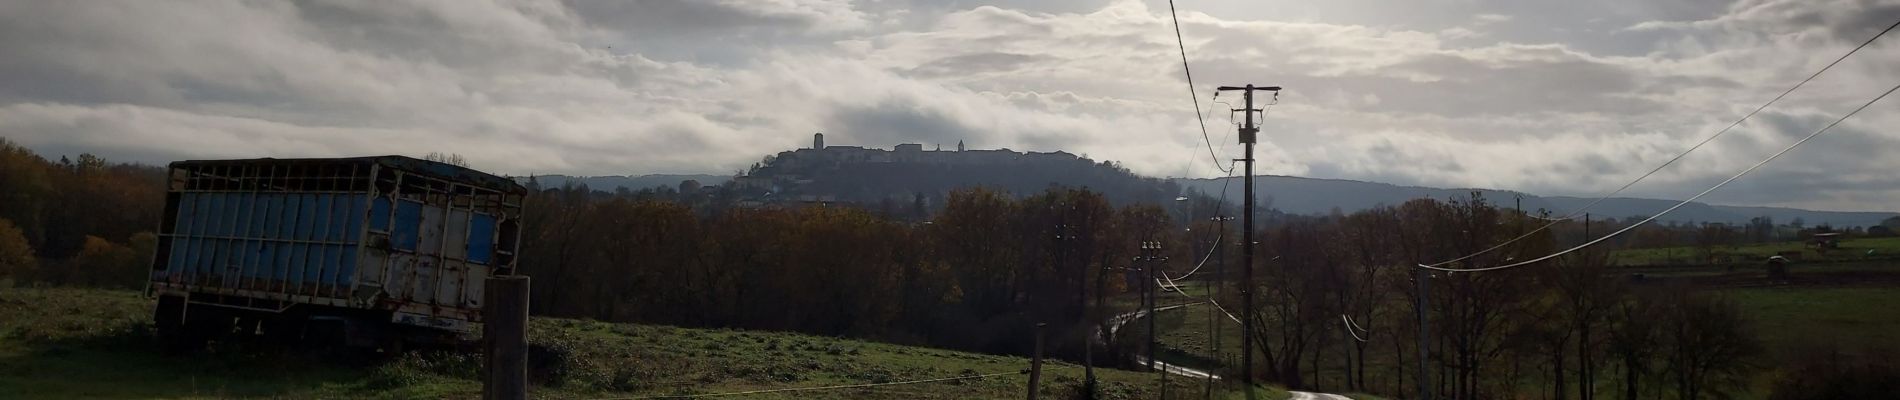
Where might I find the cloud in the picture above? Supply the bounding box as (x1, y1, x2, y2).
(0, 0, 1897, 211)
(1473, 13, 1513, 25)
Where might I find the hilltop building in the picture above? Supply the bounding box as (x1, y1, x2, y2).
(729, 132, 1086, 200)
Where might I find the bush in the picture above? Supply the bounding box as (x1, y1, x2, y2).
(0, 218, 35, 283)
(1768, 348, 1900, 400)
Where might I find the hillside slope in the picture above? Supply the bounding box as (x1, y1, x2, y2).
(0, 288, 1224, 399)
(1180, 175, 1896, 227)
(521, 174, 731, 192)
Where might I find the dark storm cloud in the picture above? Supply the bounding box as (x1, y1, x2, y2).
(826, 102, 985, 146)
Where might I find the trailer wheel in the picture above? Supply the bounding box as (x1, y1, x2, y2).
(154, 296, 204, 353)
(261, 314, 307, 346)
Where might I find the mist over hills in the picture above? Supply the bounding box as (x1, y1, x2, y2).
(517, 160, 1894, 228)
(1179, 175, 1897, 228)
(522, 174, 731, 192)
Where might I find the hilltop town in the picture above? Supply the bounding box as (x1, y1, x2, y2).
(724, 133, 1174, 208)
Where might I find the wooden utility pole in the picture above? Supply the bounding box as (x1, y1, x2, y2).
(1029, 322, 1046, 400)
(1413, 268, 1431, 400)
(1206, 215, 1230, 400)
(484, 276, 530, 400)
(1585, 213, 1593, 241)
(1143, 241, 1160, 373)
(1217, 84, 1279, 398)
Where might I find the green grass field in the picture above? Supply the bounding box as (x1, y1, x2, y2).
(1719, 286, 1900, 358)
(1612, 237, 1900, 266)
(0, 287, 1282, 399)
(1140, 280, 1900, 399)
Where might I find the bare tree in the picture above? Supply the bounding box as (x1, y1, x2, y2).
(1660, 290, 1762, 399)
(423, 152, 469, 167)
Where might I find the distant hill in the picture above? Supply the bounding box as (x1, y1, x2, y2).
(513, 156, 1893, 228)
(520, 174, 730, 191)
(1178, 175, 1897, 227)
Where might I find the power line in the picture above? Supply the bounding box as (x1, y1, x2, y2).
(1420, 82, 1899, 273)
(1340, 315, 1369, 343)
(1416, 17, 1900, 269)
(595, 371, 1021, 399)
(1167, 0, 1231, 174)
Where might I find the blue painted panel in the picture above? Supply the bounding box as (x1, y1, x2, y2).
(320, 245, 343, 284)
(345, 195, 366, 241)
(468, 214, 496, 264)
(191, 193, 211, 236)
(239, 240, 260, 278)
(287, 243, 308, 286)
(229, 239, 245, 280)
(167, 238, 188, 277)
(307, 244, 330, 284)
(272, 193, 290, 239)
(297, 194, 319, 240)
(168, 193, 197, 275)
(223, 239, 243, 282)
(370, 197, 391, 231)
(194, 237, 212, 279)
(237, 193, 256, 238)
(188, 193, 210, 280)
(206, 193, 225, 237)
(393, 201, 421, 250)
(252, 241, 272, 279)
(257, 242, 277, 281)
(181, 238, 201, 280)
(278, 194, 299, 239)
(337, 247, 358, 285)
(274, 239, 294, 284)
(220, 193, 239, 237)
(176, 193, 197, 236)
(252, 194, 273, 239)
(324, 195, 347, 242)
(310, 194, 327, 241)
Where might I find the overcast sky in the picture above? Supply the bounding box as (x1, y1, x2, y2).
(2, 0, 1897, 211)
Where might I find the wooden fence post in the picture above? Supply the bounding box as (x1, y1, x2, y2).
(1028, 322, 1045, 400)
(484, 276, 530, 400)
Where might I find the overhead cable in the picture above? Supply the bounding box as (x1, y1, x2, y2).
(1416, 17, 1900, 269)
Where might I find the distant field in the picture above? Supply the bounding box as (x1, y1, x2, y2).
(0, 287, 1276, 400)
(1719, 286, 1900, 358)
(1612, 237, 1900, 266)
(1144, 277, 1900, 399)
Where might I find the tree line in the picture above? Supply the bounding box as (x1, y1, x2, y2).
(4, 140, 1893, 398)
(1229, 194, 1770, 399)
(517, 183, 1174, 357)
(0, 138, 162, 288)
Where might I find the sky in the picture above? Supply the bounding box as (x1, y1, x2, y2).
(2, 0, 1898, 211)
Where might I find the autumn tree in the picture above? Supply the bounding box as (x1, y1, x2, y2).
(0, 218, 34, 283)
(0, 139, 52, 250)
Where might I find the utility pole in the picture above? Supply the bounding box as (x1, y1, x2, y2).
(1515, 194, 1523, 235)
(1207, 216, 1229, 400)
(1414, 268, 1430, 400)
(1141, 241, 1171, 399)
(1218, 83, 1279, 397)
(1142, 241, 1160, 373)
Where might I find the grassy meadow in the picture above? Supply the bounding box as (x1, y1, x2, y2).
(0, 287, 1282, 400)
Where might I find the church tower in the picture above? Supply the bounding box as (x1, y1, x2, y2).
(814, 132, 825, 149)
(957, 140, 965, 152)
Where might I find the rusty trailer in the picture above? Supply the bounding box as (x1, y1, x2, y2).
(147, 156, 524, 348)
